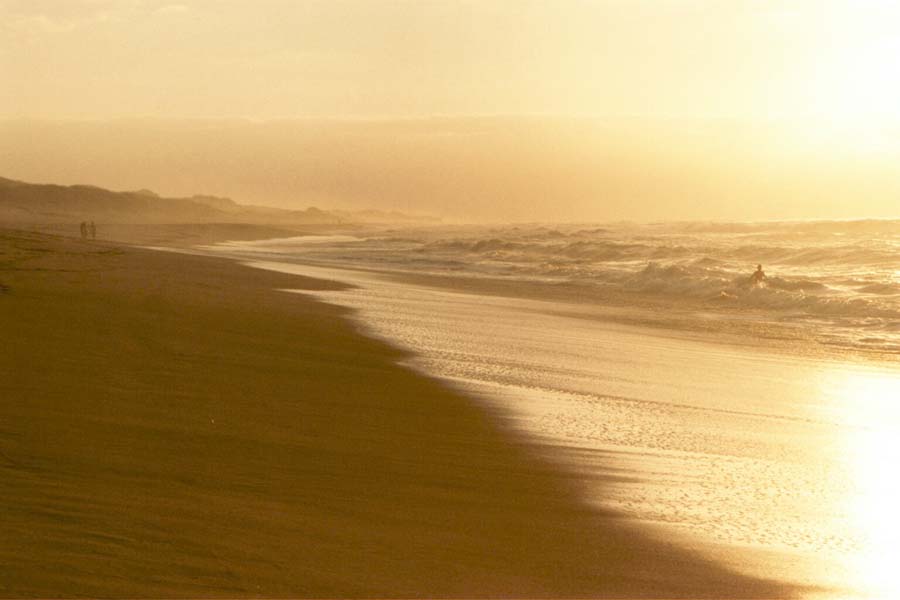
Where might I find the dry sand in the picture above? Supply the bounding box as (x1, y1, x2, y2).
(0, 229, 797, 597)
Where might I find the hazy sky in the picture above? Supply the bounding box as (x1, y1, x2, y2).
(2, 1, 900, 221)
(4, 0, 900, 120)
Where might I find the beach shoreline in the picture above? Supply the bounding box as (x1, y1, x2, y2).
(197, 234, 900, 367)
(1, 228, 798, 597)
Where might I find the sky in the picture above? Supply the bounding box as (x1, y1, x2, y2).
(2, 0, 900, 220)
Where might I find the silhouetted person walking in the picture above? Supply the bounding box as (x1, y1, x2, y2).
(750, 264, 767, 285)
(89, 221, 96, 240)
(79, 221, 87, 240)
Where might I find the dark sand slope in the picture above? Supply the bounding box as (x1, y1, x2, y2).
(0, 230, 795, 598)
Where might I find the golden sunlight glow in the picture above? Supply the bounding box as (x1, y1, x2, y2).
(835, 371, 900, 598)
(812, 3, 900, 122)
(5, 1, 900, 219)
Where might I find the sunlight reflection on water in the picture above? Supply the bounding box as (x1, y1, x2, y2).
(233, 256, 900, 599)
(832, 371, 900, 599)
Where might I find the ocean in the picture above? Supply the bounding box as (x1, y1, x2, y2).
(206, 220, 900, 598)
(212, 221, 900, 357)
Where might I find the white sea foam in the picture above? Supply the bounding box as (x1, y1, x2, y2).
(210, 220, 900, 355)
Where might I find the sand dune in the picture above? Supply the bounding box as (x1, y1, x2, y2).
(0, 176, 432, 230)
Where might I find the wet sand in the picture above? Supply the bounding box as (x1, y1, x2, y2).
(0, 229, 796, 597)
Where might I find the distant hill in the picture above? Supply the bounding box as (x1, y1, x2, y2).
(0, 177, 226, 224)
(0, 177, 436, 225)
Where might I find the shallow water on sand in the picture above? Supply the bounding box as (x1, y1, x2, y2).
(212, 221, 900, 356)
(226, 255, 899, 599)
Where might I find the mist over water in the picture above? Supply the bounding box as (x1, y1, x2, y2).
(220, 220, 900, 357)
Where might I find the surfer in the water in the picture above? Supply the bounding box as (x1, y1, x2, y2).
(750, 264, 767, 285)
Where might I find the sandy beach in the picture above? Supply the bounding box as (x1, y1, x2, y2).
(0, 228, 796, 597)
(6, 1, 900, 595)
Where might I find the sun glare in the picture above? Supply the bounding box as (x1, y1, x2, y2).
(811, 1, 900, 124)
(833, 370, 900, 597)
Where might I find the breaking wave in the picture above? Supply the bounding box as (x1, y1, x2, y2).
(217, 220, 900, 354)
